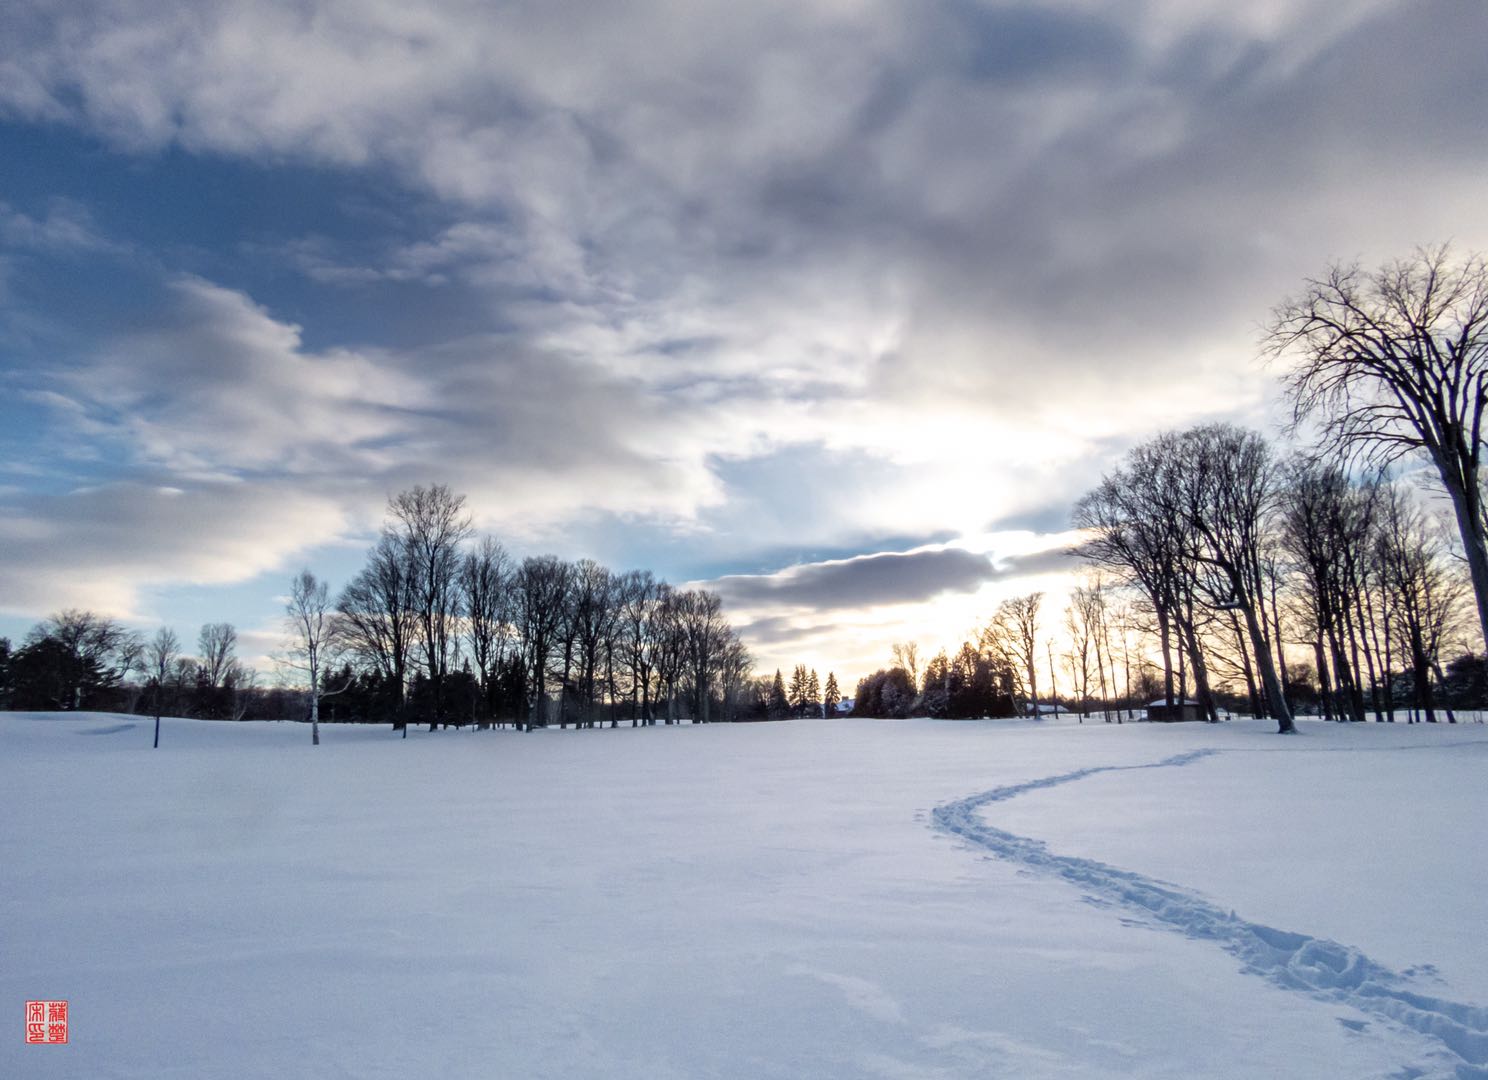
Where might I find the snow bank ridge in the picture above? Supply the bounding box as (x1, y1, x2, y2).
(932, 751, 1488, 1080)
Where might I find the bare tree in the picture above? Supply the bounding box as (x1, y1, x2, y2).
(386, 485, 473, 731)
(461, 536, 513, 728)
(570, 559, 618, 727)
(284, 569, 343, 746)
(1166, 426, 1293, 730)
(891, 641, 921, 691)
(1279, 463, 1378, 723)
(719, 632, 754, 722)
(617, 570, 659, 725)
(337, 533, 419, 734)
(1377, 484, 1466, 723)
(1065, 586, 1101, 719)
(1077, 428, 1286, 727)
(197, 623, 237, 689)
(650, 585, 687, 725)
(514, 555, 571, 730)
(230, 666, 258, 722)
(145, 627, 179, 749)
(679, 589, 727, 723)
(1074, 450, 1191, 713)
(1270, 246, 1488, 650)
(986, 593, 1042, 716)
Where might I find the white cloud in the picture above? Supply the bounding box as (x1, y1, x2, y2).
(58, 277, 427, 476)
(0, 198, 122, 254)
(0, 481, 346, 618)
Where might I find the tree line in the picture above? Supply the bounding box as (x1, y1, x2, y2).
(283, 484, 763, 742)
(1073, 425, 1484, 728)
(0, 484, 764, 744)
(852, 639, 1019, 719)
(854, 248, 1488, 728)
(754, 665, 842, 720)
(1066, 247, 1488, 731)
(0, 611, 288, 724)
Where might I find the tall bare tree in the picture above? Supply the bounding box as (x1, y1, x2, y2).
(197, 623, 237, 689)
(386, 485, 472, 731)
(1377, 484, 1465, 723)
(284, 569, 342, 746)
(1074, 449, 1190, 712)
(986, 593, 1042, 716)
(651, 585, 687, 725)
(337, 533, 419, 734)
(1279, 463, 1378, 723)
(514, 555, 571, 730)
(617, 570, 659, 725)
(679, 589, 727, 723)
(145, 627, 179, 749)
(461, 536, 513, 728)
(1270, 246, 1488, 650)
(719, 632, 754, 722)
(1065, 585, 1102, 719)
(569, 559, 618, 727)
(1167, 426, 1293, 730)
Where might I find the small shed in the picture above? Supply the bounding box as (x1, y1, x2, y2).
(1146, 698, 1204, 722)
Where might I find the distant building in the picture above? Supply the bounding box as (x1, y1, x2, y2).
(1024, 702, 1063, 717)
(1146, 698, 1205, 722)
(833, 698, 853, 715)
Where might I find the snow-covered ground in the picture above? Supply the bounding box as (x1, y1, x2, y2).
(3, 712, 1486, 1079)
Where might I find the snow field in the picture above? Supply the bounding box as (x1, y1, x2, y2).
(2, 713, 1486, 1079)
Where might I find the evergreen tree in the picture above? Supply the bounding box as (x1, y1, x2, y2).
(788, 663, 808, 716)
(769, 668, 790, 720)
(823, 671, 839, 715)
(806, 669, 821, 717)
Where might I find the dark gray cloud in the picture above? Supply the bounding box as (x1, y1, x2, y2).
(712, 548, 998, 611)
(731, 614, 843, 648)
(995, 546, 1081, 579)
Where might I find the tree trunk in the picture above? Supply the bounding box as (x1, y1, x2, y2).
(1334, 633, 1363, 722)
(1181, 619, 1218, 723)
(1381, 606, 1397, 722)
(1241, 601, 1293, 732)
(1439, 459, 1488, 653)
(1158, 607, 1175, 711)
(1430, 658, 1458, 723)
(1313, 640, 1333, 723)
(1232, 614, 1260, 719)
(1356, 589, 1385, 722)
(1270, 576, 1290, 714)
(1411, 630, 1437, 724)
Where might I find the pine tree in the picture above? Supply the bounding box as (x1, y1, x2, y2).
(769, 669, 790, 720)
(806, 669, 821, 717)
(788, 663, 808, 717)
(823, 671, 839, 715)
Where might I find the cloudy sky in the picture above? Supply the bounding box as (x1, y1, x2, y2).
(2, 0, 1487, 681)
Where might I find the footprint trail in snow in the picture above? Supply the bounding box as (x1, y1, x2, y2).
(932, 749, 1488, 1079)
